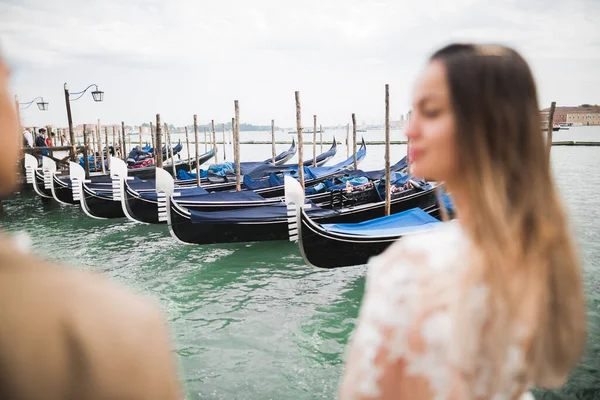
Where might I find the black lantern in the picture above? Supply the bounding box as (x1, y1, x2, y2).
(36, 98, 49, 111)
(91, 88, 104, 102)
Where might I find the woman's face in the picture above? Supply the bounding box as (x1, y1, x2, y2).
(406, 60, 459, 183)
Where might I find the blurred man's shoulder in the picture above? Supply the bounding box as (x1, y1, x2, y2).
(0, 235, 162, 327)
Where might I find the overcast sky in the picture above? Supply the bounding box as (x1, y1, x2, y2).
(1, 0, 598, 128)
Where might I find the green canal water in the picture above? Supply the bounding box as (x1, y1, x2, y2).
(1, 144, 599, 399)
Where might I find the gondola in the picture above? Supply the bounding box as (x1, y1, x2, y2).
(193, 139, 337, 186)
(69, 162, 125, 219)
(116, 140, 367, 224)
(196, 138, 365, 196)
(125, 148, 214, 179)
(24, 154, 54, 199)
(263, 138, 296, 165)
(284, 176, 443, 268)
(158, 165, 439, 245)
(39, 141, 294, 207)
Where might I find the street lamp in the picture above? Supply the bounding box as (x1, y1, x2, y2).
(18, 96, 49, 111)
(64, 83, 104, 161)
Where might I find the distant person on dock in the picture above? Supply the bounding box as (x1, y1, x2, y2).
(340, 44, 586, 400)
(0, 55, 180, 399)
(22, 129, 33, 148)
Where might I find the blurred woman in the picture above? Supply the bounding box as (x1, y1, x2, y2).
(340, 44, 586, 399)
(0, 55, 180, 398)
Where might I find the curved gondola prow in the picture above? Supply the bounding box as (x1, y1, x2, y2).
(284, 175, 322, 268)
(24, 153, 39, 185)
(69, 161, 105, 220)
(41, 155, 67, 205)
(41, 156, 57, 190)
(110, 156, 143, 224)
(284, 175, 305, 243)
(155, 167, 176, 224)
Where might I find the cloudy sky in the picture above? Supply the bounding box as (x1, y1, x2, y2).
(1, 0, 598, 128)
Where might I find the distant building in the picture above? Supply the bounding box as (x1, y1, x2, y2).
(541, 105, 600, 126)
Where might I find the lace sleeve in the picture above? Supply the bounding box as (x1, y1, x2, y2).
(339, 235, 461, 399)
(339, 226, 533, 400)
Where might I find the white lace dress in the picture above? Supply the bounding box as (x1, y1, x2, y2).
(339, 222, 535, 400)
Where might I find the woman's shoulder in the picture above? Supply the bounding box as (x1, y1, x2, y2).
(369, 221, 469, 280)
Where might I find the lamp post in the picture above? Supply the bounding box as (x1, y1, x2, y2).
(17, 96, 49, 111)
(64, 83, 104, 161)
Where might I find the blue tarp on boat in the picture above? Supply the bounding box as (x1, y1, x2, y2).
(176, 189, 265, 203)
(177, 169, 209, 180)
(189, 201, 336, 224)
(242, 141, 366, 189)
(321, 207, 442, 237)
(139, 186, 209, 202)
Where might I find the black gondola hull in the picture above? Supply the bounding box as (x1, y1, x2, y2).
(296, 205, 441, 268)
(82, 185, 126, 219)
(168, 187, 438, 245)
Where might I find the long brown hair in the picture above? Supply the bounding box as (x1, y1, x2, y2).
(431, 44, 586, 388)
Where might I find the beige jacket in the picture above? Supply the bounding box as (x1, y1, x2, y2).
(0, 235, 181, 399)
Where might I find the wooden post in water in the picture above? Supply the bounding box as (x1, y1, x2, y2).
(97, 124, 105, 174)
(82, 124, 90, 178)
(352, 113, 357, 170)
(231, 118, 234, 146)
(193, 114, 200, 187)
(271, 119, 276, 164)
(203, 127, 208, 152)
(166, 123, 176, 177)
(222, 123, 227, 161)
(155, 115, 163, 168)
(384, 84, 391, 216)
(64, 85, 77, 162)
(234, 100, 241, 191)
(406, 110, 412, 174)
(150, 122, 155, 151)
(112, 127, 116, 158)
(185, 126, 191, 170)
(91, 129, 97, 173)
(346, 123, 350, 158)
(320, 124, 323, 153)
(546, 101, 556, 164)
(211, 120, 218, 164)
(104, 127, 110, 169)
(312, 115, 317, 167)
(121, 122, 126, 157)
(138, 125, 143, 149)
(295, 91, 305, 191)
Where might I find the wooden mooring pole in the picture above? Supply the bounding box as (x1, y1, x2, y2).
(384, 84, 391, 216)
(352, 113, 357, 170)
(104, 126, 110, 169)
(150, 122, 155, 151)
(546, 101, 556, 164)
(295, 91, 304, 191)
(346, 123, 350, 158)
(155, 115, 163, 168)
(234, 101, 241, 191)
(212, 120, 218, 164)
(185, 126, 191, 170)
(121, 122, 126, 157)
(312, 115, 317, 167)
(194, 115, 200, 187)
(271, 119, 276, 164)
(82, 124, 90, 178)
(222, 123, 227, 161)
(320, 124, 323, 153)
